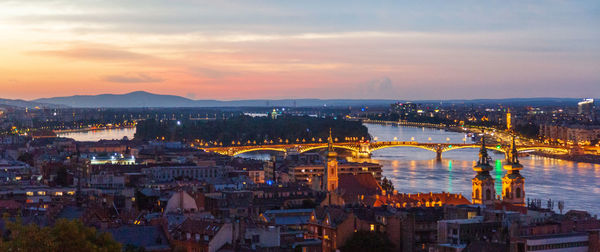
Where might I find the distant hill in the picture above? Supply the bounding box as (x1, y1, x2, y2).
(25, 91, 592, 108)
(34, 91, 201, 108)
(0, 98, 62, 108)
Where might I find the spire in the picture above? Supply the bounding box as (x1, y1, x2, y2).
(327, 128, 334, 152)
(474, 130, 492, 172)
(505, 134, 523, 171)
(511, 135, 519, 164)
(478, 131, 490, 165)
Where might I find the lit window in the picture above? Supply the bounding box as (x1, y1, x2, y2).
(26, 191, 34, 196)
(370, 224, 375, 231)
(37, 191, 46, 196)
(55, 192, 63, 196)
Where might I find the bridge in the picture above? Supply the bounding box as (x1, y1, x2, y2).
(201, 141, 569, 160)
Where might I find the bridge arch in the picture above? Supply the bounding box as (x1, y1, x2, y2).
(228, 147, 288, 156)
(298, 145, 359, 154)
(443, 145, 506, 153)
(369, 144, 439, 153)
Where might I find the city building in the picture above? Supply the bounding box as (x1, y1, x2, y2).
(142, 165, 233, 182)
(288, 161, 383, 185)
(171, 219, 233, 252)
(578, 98, 594, 118)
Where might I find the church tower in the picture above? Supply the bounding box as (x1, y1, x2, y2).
(502, 135, 525, 206)
(323, 129, 339, 192)
(472, 133, 496, 206)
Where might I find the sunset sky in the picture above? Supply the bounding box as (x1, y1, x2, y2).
(1, 0, 599, 100)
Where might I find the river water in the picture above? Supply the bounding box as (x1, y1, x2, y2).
(56, 127, 136, 142)
(59, 124, 600, 215)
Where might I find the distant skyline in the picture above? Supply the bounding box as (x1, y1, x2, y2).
(1, 0, 599, 100)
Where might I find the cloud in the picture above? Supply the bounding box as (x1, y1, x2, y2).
(102, 73, 163, 83)
(30, 45, 150, 61)
(189, 67, 238, 79)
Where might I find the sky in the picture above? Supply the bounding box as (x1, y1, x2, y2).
(0, 0, 599, 100)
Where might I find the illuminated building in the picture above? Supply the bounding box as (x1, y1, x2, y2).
(577, 98, 594, 116)
(506, 108, 512, 131)
(324, 129, 339, 192)
(270, 108, 278, 119)
(502, 136, 525, 206)
(472, 134, 495, 206)
(289, 162, 382, 185)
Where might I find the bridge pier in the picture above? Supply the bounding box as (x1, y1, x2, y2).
(356, 151, 371, 158)
(357, 143, 372, 158)
(436, 150, 442, 161)
(434, 145, 444, 161)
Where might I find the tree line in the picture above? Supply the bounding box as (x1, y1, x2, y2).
(135, 115, 371, 146)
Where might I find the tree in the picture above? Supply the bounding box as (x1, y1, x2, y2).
(381, 177, 394, 193)
(54, 166, 70, 187)
(17, 152, 34, 166)
(300, 199, 317, 209)
(0, 218, 121, 252)
(341, 231, 394, 252)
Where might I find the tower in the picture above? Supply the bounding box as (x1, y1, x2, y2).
(472, 133, 496, 206)
(502, 135, 525, 206)
(506, 108, 512, 131)
(270, 108, 277, 119)
(323, 129, 338, 192)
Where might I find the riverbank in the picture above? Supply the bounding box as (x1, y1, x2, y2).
(531, 151, 600, 164)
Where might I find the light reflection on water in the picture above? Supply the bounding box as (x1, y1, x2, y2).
(364, 123, 600, 216)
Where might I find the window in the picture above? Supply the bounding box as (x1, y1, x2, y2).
(516, 187, 522, 198)
(485, 189, 491, 200)
(370, 224, 375, 231)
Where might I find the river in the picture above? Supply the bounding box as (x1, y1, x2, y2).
(363, 123, 600, 216)
(58, 123, 600, 216)
(56, 127, 136, 142)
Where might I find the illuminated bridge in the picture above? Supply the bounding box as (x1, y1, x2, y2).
(201, 141, 569, 160)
